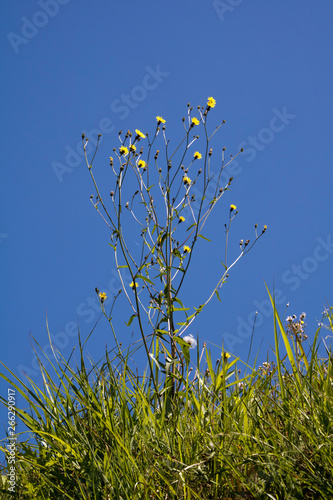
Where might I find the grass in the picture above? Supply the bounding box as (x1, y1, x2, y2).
(0, 301, 332, 499)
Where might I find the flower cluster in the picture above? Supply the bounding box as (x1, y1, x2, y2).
(259, 361, 276, 375)
(285, 313, 308, 342)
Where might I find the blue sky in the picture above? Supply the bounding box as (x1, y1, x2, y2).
(1, 1, 333, 435)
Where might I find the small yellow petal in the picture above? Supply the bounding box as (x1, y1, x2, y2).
(207, 97, 216, 108)
(135, 129, 146, 139)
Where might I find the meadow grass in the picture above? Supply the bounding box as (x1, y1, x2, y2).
(0, 301, 332, 499)
(1, 101, 332, 498)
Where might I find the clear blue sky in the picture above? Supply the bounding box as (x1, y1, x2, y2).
(1, 1, 333, 433)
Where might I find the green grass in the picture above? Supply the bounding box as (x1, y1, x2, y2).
(1, 302, 332, 499)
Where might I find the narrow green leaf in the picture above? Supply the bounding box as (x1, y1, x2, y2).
(136, 275, 154, 285)
(198, 234, 211, 242)
(125, 313, 137, 327)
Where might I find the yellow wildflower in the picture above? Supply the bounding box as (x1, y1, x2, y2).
(119, 146, 128, 156)
(129, 282, 139, 289)
(223, 352, 231, 360)
(183, 245, 191, 253)
(179, 216, 185, 222)
(191, 117, 200, 126)
(193, 151, 202, 160)
(207, 97, 216, 108)
(156, 116, 166, 124)
(138, 160, 147, 168)
(99, 292, 107, 302)
(183, 175, 191, 185)
(230, 204, 237, 211)
(135, 129, 146, 139)
(130, 144, 136, 152)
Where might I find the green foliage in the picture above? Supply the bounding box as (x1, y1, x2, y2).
(0, 306, 332, 499)
(1, 100, 332, 498)
(84, 99, 266, 395)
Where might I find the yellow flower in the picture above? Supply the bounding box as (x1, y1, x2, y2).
(191, 117, 200, 126)
(183, 175, 191, 185)
(138, 160, 146, 168)
(156, 116, 166, 124)
(207, 97, 216, 108)
(230, 204, 237, 211)
(179, 216, 185, 222)
(193, 151, 202, 160)
(130, 144, 136, 152)
(223, 352, 231, 360)
(183, 245, 191, 253)
(129, 282, 139, 289)
(119, 146, 128, 156)
(99, 292, 107, 302)
(135, 129, 146, 139)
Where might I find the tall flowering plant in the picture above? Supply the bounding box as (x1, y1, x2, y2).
(83, 97, 266, 397)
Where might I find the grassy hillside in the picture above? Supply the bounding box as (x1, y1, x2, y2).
(1, 302, 332, 499)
